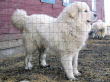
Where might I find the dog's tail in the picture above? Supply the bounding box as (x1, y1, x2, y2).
(11, 9, 27, 31)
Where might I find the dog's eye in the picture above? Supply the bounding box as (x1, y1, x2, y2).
(84, 10, 88, 12)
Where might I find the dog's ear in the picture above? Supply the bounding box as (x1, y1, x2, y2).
(66, 2, 88, 18)
(69, 6, 78, 18)
(66, 3, 78, 18)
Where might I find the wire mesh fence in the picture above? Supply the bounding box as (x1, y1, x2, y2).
(0, 0, 110, 82)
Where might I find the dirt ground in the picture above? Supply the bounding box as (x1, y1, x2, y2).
(0, 36, 110, 82)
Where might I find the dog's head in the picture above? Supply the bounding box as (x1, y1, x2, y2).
(65, 2, 97, 24)
(89, 20, 107, 39)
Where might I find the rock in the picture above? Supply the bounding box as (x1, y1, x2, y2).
(20, 80, 30, 82)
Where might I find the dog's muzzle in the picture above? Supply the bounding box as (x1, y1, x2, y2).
(93, 12, 97, 20)
(94, 13, 97, 18)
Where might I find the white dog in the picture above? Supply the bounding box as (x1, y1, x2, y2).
(11, 2, 96, 80)
(89, 20, 107, 39)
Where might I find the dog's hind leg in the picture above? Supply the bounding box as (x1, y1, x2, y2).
(61, 54, 77, 81)
(24, 39, 34, 70)
(40, 54, 49, 67)
(39, 48, 49, 67)
(25, 53, 33, 70)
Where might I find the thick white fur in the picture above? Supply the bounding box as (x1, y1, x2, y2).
(11, 2, 96, 80)
(11, 9, 56, 69)
(11, 9, 56, 32)
(91, 20, 107, 39)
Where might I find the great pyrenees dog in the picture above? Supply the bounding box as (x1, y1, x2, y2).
(11, 2, 96, 80)
(89, 20, 107, 39)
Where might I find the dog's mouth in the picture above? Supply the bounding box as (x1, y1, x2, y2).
(87, 16, 97, 23)
(87, 20, 91, 23)
(87, 19, 97, 23)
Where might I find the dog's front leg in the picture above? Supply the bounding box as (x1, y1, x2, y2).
(61, 54, 77, 81)
(73, 52, 81, 76)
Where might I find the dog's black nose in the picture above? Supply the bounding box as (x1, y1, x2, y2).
(94, 14, 97, 17)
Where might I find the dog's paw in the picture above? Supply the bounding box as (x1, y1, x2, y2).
(40, 61, 50, 68)
(74, 71, 81, 76)
(25, 62, 33, 70)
